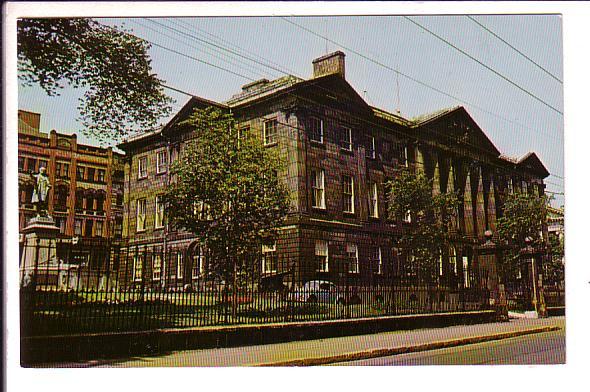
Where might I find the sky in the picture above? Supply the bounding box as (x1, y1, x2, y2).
(17, 14, 565, 206)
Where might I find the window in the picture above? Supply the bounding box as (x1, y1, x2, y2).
(87, 167, 95, 182)
(56, 162, 70, 178)
(315, 240, 329, 272)
(368, 182, 379, 218)
(439, 253, 444, 277)
(462, 256, 470, 288)
(97, 169, 106, 183)
(238, 125, 250, 143)
(136, 198, 146, 232)
(192, 247, 205, 278)
(138, 156, 147, 179)
(346, 243, 359, 273)
(264, 119, 278, 146)
(156, 150, 168, 174)
(38, 159, 48, 170)
(76, 166, 85, 181)
(342, 175, 355, 214)
(95, 220, 103, 237)
(55, 217, 66, 234)
(153, 254, 162, 281)
(374, 247, 383, 274)
(309, 117, 324, 143)
(521, 180, 528, 194)
(449, 247, 458, 275)
(133, 254, 144, 282)
(155, 196, 165, 229)
(262, 243, 278, 273)
(311, 169, 325, 209)
(84, 220, 93, 237)
(25, 157, 37, 172)
(18, 157, 25, 171)
(114, 218, 123, 238)
(176, 253, 184, 279)
(340, 127, 352, 151)
(366, 136, 376, 159)
(392, 247, 401, 276)
(74, 219, 83, 235)
(508, 178, 514, 194)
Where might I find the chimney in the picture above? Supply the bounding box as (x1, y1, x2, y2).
(312, 51, 346, 79)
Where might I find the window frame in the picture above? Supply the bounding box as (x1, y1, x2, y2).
(342, 175, 355, 214)
(155, 195, 165, 229)
(192, 247, 205, 279)
(137, 156, 148, 179)
(346, 243, 359, 274)
(309, 117, 324, 144)
(95, 220, 104, 237)
(136, 198, 147, 232)
(315, 240, 329, 272)
(368, 182, 379, 218)
(263, 119, 278, 146)
(375, 247, 383, 275)
(176, 252, 184, 279)
(340, 127, 353, 151)
(133, 254, 144, 282)
(262, 243, 278, 274)
(156, 149, 168, 174)
(153, 254, 162, 281)
(311, 169, 326, 209)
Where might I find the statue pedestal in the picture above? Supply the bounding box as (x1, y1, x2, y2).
(20, 216, 60, 288)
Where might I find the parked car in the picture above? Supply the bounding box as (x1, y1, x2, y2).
(286, 280, 361, 305)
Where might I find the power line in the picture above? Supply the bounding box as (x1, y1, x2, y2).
(280, 16, 559, 140)
(105, 21, 561, 186)
(466, 15, 562, 84)
(134, 19, 274, 80)
(403, 16, 563, 115)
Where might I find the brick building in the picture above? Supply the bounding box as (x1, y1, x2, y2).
(18, 110, 125, 265)
(118, 52, 549, 291)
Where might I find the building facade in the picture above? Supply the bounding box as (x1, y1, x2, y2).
(18, 110, 125, 266)
(118, 52, 550, 292)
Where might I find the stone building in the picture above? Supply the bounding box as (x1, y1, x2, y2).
(18, 110, 125, 266)
(117, 52, 550, 292)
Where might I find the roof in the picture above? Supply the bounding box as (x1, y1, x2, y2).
(411, 106, 462, 126)
(225, 75, 304, 106)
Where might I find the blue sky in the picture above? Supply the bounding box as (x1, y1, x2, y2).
(18, 15, 564, 205)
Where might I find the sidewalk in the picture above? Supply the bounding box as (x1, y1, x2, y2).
(54, 316, 564, 367)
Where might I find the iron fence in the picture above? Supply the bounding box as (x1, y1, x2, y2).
(20, 241, 493, 337)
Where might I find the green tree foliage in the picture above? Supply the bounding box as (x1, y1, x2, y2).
(162, 107, 291, 284)
(18, 18, 173, 142)
(386, 168, 459, 282)
(496, 191, 548, 282)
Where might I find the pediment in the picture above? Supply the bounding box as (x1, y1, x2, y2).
(413, 106, 501, 157)
(517, 152, 550, 178)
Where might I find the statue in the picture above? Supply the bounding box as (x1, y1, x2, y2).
(31, 166, 51, 217)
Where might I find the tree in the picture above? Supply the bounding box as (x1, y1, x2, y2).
(162, 107, 291, 307)
(18, 18, 173, 142)
(386, 168, 459, 283)
(496, 191, 549, 285)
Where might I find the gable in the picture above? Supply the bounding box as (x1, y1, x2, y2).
(161, 96, 229, 137)
(413, 106, 501, 157)
(517, 152, 550, 178)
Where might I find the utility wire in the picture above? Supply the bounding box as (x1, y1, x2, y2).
(106, 22, 562, 186)
(404, 16, 563, 115)
(280, 16, 559, 139)
(466, 15, 562, 84)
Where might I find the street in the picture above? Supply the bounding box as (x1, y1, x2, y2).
(44, 317, 564, 367)
(333, 328, 565, 365)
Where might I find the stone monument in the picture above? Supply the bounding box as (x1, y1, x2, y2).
(20, 167, 60, 288)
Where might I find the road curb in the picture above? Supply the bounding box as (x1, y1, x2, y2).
(257, 325, 561, 366)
